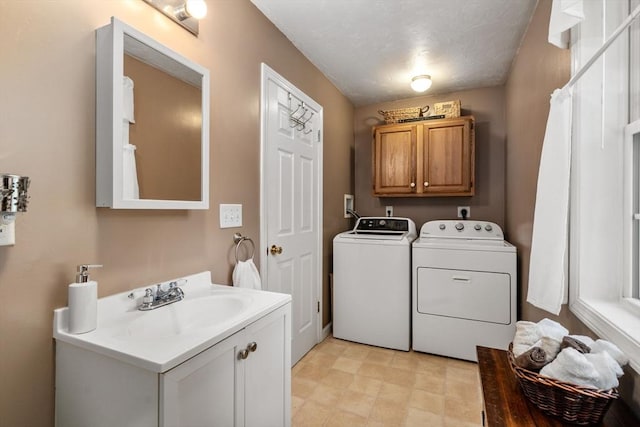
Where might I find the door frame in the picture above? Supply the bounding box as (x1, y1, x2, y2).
(259, 63, 323, 349)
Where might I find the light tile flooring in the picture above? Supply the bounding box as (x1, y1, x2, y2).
(291, 336, 483, 427)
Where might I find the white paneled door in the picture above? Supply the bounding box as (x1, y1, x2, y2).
(260, 64, 323, 365)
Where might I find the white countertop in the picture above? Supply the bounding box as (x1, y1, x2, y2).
(53, 271, 291, 373)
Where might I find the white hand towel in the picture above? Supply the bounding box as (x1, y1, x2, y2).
(540, 348, 600, 388)
(122, 142, 139, 199)
(123, 76, 135, 123)
(590, 339, 629, 367)
(527, 87, 573, 315)
(232, 259, 262, 290)
(584, 352, 622, 389)
(548, 0, 585, 48)
(513, 321, 542, 357)
(537, 318, 569, 342)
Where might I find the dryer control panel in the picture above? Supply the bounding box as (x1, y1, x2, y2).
(420, 220, 504, 240)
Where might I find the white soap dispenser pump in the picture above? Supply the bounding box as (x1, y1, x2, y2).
(68, 264, 102, 334)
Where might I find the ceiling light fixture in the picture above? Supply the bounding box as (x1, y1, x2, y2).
(410, 75, 432, 92)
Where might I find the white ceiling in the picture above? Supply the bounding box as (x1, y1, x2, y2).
(250, 0, 538, 106)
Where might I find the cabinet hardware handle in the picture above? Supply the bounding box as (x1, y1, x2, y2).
(238, 349, 249, 360)
(410, 182, 416, 188)
(424, 182, 429, 187)
(247, 342, 258, 352)
(270, 245, 283, 255)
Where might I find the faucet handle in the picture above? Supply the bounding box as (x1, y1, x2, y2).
(142, 288, 154, 304)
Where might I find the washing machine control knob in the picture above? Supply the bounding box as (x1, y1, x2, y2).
(439, 223, 446, 230)
(379, 219, 386, 227)
(485, 224, 493, 232)
(455, 222, 464, 231)
(474, 224, 482, 231)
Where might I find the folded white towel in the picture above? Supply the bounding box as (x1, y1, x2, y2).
(568, 335, 595, 347)
(232, 259, 262, 290)
(123, 76, 135, 123)
(537, 318, 569, 342)
(530, 336, 562, 363)
(584, 352, 621, 389)
(540, 348, 600, 388)
(513, 321, 541, 357)
(590, 339, 629, 367)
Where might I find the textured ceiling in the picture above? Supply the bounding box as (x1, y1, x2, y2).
(250, 0, 538, 106)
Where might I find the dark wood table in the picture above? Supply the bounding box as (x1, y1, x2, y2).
(476, 346, 639, 426)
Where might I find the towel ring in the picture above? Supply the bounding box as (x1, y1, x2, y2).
(233, 233, 255, 262)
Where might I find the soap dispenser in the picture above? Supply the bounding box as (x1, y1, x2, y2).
(68, 264, 102, 334)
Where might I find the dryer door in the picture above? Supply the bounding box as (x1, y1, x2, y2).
(416, 267, 511, 325)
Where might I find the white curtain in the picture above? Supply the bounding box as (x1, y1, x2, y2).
(122, 76, 139, 199)
(527, 87, 573, 315)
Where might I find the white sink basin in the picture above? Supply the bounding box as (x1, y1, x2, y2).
(116, 293, 252, 340)
(53, 271, 291, 372)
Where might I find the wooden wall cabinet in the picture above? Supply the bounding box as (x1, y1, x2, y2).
(373, 116, 475, 197)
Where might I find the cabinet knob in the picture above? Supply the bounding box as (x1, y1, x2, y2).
(410, 182, 416, 188)
(247, 342, 258, 352)
(238, 349, 249, 360)
(423, 182, 429, 187)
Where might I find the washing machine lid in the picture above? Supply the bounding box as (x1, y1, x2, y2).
(415, 220, 514, 251)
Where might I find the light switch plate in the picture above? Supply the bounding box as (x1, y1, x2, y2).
(220, 204, 242, 228)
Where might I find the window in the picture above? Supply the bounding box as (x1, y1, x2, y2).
(569, 0, 640, 372)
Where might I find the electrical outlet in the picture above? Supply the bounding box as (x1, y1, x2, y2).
(344, 194, 354, 218)
(385, 206, 393, 217)
(220, 204, 242, 228)
(457, 206, 470, 219)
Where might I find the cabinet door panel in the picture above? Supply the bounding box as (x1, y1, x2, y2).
(373, 125, 416, 194)
(422, 119, 472, 195)
(244, 306, 291, 427)
(161, 331, 244, 427)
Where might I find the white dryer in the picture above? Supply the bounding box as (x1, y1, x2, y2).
(333, 217, 416, 351)
(412, 220, 516, 361)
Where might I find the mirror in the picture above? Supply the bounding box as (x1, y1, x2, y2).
(96, 17, 209, 209)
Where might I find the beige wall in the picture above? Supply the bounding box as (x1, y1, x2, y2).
(354, 87, 506, 228)
(505, 0, 640, 415)
(0, 1, 353, 425)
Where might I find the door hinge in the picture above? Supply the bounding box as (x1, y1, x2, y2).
(317, 301, 320, 313)
(317, 129, 321, 142)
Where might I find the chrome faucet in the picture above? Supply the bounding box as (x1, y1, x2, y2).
(138, 280, 186, 311)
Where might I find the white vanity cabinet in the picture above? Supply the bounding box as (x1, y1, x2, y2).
(161, 306, 291, 427)
(55, 301, 291, 427)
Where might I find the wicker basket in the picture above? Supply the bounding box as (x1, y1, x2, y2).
(507, 345, 618, 425)
(378, 105, 429, 124)
(433, 100, 461, 118)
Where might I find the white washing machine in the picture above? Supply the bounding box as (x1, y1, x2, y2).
(412, 220, 516, 361)
(333, 217, 416, 351)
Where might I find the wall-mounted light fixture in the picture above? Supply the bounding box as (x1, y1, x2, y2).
(410, 75, 432, 93)
(0, 174, 30, 246)
(142, 0, 207, 36)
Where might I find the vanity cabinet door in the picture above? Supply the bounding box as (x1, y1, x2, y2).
(160, 331, 245, 427)
(243, 306, 291, 427)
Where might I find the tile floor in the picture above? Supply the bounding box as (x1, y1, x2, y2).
(291, 336, 483, 427)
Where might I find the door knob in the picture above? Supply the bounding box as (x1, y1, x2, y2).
(270, 245, 283, 255)
(424, 181, 429, 187)
(247, 342, 258, 352)
(238, 349, 249, 360)
(410, 182, 416, 188)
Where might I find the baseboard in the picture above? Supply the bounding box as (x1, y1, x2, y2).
(321, 322, 332, 341)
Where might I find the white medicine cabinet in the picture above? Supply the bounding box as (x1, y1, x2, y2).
(95, 17, 210, 209)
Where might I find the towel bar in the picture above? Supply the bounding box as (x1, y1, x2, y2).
(233, 233, 255, 262)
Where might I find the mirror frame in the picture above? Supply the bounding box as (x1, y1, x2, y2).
(96, 17, 210, 209)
